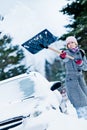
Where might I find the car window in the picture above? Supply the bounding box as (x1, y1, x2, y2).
(19, 78, 35, 97)
(0, 76, 35, 104)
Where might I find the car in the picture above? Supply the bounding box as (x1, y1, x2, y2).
(0, 71, 63, 130)
(1, 71, 87, 130)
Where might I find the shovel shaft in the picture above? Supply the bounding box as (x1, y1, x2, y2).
(48, 46, 74, 60)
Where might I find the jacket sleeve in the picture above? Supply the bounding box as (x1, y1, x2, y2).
(81, 55, 87, 71)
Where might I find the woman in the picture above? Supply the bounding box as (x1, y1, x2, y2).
(59, 36, 87, 119)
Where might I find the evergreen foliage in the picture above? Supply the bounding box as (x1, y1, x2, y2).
(0, 34, 27, 81)
(59, 0, 87, 54)
(45, 59, 65, 84)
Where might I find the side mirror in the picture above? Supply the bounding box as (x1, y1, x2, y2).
(50, 81, 61, 91)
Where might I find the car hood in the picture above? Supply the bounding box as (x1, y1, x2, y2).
(0, 96, 37, 121)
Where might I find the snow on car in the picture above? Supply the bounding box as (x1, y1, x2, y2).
(0, 71, 62, 130)
(0, 71, 87, 130)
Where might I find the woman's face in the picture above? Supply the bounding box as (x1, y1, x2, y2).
(67, 42, 77, 49)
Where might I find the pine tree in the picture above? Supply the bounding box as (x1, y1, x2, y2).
(59, 0, 87, 54)
(0, 34, 27, 81)
(45, 59, 65, 83)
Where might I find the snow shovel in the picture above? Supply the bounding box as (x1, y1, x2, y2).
(22, 29, 57, 54)
(40, 44, 74, 60)
(22, 29, 74, 60)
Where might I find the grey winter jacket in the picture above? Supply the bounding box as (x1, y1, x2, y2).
(63, 49, 87, 108)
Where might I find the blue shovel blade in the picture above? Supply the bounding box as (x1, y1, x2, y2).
(22, 29, 58, 54)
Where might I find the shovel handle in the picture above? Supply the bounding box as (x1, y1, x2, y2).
(48, 46, 74, 60)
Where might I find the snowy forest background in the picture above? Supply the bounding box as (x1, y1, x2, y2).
(0, 0, 87, 84)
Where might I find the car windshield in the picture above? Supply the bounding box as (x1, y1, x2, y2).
(0, 75, 35, 104)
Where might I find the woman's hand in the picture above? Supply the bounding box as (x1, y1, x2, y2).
(60, 51, 67, 59)
(75, 59, 83, 66)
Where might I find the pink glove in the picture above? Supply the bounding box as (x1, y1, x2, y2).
(75, 59, 83, 65)
(60, 51, 67, 59)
